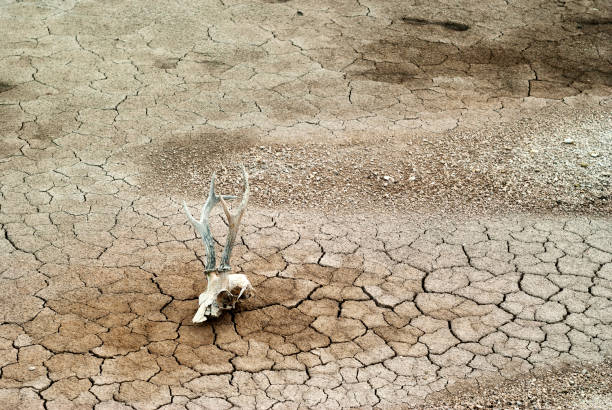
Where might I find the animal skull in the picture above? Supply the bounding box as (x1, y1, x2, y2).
(183, 166, 253, 323)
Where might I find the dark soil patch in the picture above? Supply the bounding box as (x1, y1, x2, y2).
(133, 131, 258, 198)
(401, 17, 470, 31)
(347, 23, 612, 92)
(154, 59, 178, 70)
(574, 17, 612, 26)
(0, 81, 13, 93)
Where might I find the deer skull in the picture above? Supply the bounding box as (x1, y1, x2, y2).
(183, 166, 253, 323)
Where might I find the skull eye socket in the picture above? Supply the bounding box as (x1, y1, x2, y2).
(216, 290, 233, 307)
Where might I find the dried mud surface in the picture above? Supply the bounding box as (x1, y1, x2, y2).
(1, 0, 612, 409)
(2, 207, 612, 409)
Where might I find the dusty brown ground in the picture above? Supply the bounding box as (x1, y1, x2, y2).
(1, 0, 611, 409)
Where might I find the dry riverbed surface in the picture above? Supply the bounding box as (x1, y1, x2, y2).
(1, 0, 611, 409)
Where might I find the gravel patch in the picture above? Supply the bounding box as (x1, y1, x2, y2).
(423, 359, 612, 409)
(135, 103, 610, 215)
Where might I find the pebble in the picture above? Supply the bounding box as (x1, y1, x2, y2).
(563, 138, 575, 144)
(28, 366, 36, 371)
(590, 152, 599, 158)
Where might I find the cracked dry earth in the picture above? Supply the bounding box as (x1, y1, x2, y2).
(1, 0, 612, 409)
(3, 211, 612, 410)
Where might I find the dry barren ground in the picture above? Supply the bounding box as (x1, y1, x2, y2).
(1, 0, 611, 409)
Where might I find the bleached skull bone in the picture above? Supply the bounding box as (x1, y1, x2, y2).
(183, 166, 253, 323)
(192, 273, 253, 323)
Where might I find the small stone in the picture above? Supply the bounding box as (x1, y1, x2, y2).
(29, 366, 36, 371)
(383, 175, 391, 181)
(14, 334, 33, 347)
(563, 138, 574, 144)
(408, 175, 416, 181)
(590, 152, 599, 157)
(579, 162, 588, 168)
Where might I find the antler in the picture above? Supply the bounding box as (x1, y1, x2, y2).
(184, 166, 253, 323)
(218, 165, 250, 272)
(183, 173, 236, 273)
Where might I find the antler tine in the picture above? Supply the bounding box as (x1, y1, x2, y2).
(183, 172, 235, 273)
(218, 165, 250, 272)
